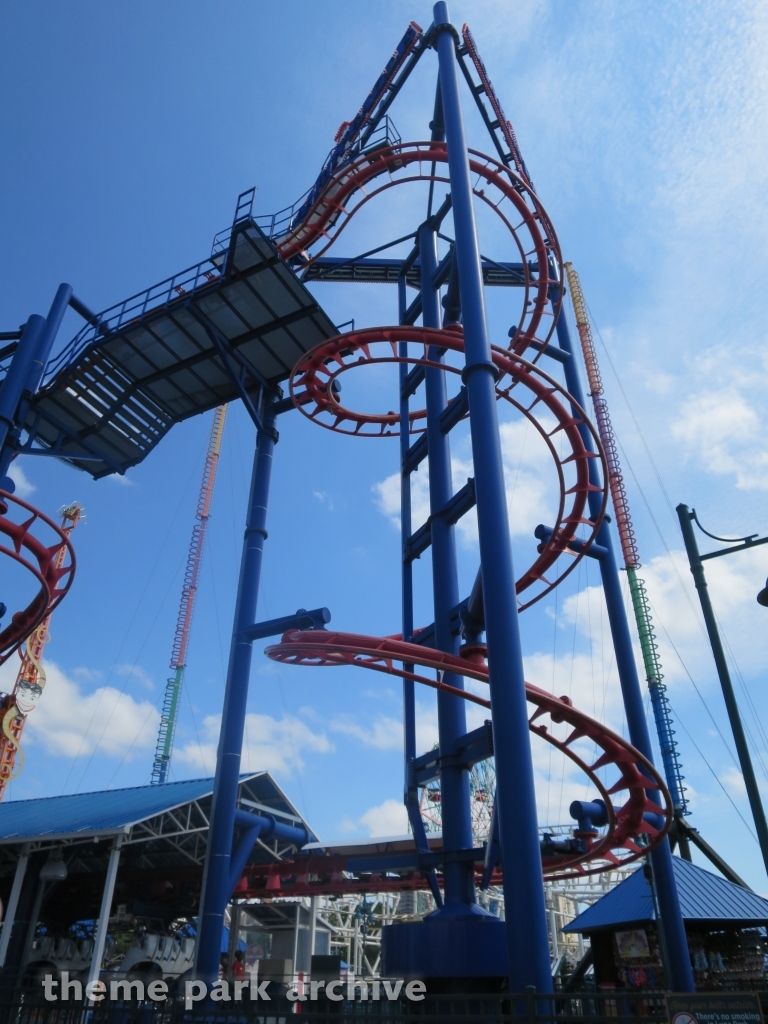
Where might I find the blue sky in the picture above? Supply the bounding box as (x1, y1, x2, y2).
(2, 2, 768, 891)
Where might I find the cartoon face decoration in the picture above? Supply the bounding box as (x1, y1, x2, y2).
(15, 681, 43, 716)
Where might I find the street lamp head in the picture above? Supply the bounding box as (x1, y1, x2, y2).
(757, 579, 768, 607)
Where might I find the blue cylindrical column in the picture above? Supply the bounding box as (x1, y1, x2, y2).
(0, 316, 47, 464)
(0, 284, 73, 479)
(420, 224, 475, 906)
(433, 2, 552, 991)
(195, 395, 278, 984)
(553, 293, 695, 991)
(399, 275, 418, 800)
(29, 284, 73, 393)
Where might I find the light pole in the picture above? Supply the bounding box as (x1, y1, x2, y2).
(676, 504, 768, 876)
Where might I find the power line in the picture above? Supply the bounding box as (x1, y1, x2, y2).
(585, 315, 768, 792)
(669, 698, 759, 846)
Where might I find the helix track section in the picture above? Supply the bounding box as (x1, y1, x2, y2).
(271, 142, 562, 361)
(290, 325, 608, 609)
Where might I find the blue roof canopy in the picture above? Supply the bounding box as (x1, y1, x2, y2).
(565, 858, 768, 933)
(0, 773, 311, 845)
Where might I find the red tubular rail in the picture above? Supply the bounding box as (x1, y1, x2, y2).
(274, 141, 562, 359)
(290, 325, 608, 610)
(266, 629, 672, 879)
(0, 491, 76, 666)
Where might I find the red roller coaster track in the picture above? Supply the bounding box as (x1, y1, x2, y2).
(273, 141, 562, 362)
(268, 267, 670, 877)
(290, 324, 608, 610)
(0, 490, 76, 666)
(266, 629, 671, 879)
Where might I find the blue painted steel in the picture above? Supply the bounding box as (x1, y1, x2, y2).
(0, 316, 47, 474)
(569, 800, 609, 831)
(286, 23, 423, 232)
(534, 523, 609, 561)
(553, 289, 695, 991)
(564, 856, 768, 934)
(420, 223, 476, 908)
(383, 917, 508, 978)
(0, 283, 73, 477)
(648, 669, 688, 814)
(398, 274, 417, 794)
(195, 395, 278, 985)
(228, 824, 263, 895)
(232, 808, 308, 846)
(397, 269, 443, 908)
(33, 284, 74, 391)
(246, 607, 330, 641)
(67, 293, 100, 326)
(228, 809, 308, 892)
(433, 1, 552, 992)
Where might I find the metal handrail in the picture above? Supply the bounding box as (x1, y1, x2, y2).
(40, 118, 403, 386)
(211, 117, 403, 257)
(43, 253, 227, 385)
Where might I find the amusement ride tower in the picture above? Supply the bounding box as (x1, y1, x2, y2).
(0, 3, 699, 994)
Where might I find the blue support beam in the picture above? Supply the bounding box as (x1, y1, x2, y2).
(0, 316, 47, 477)
(398, 264, 443, 909)
(0, 284, 74, 481)
(552, 282, 695, 992)
(194, 394, 279, 985)
(420, 218, 475, 909)
(433, 1, 553, 992)
(228, 809, 309, 894)
(246, 607, 330, 641)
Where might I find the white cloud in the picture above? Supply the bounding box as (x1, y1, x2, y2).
(336, 817, 359, 834)
(359, 798, 409, 837)
(7, 463, 35, 498)
(671, 390, 768, 491)
(174, 711, 333, 777)
(327, 699, 467, 756)
(0, 658, 160, 760)
(330, 715, 402, 751)
(372, 469, 427, 531)
(117, 664, 155, 691)
(313, 490, 335, 510)
(108, 472, 134, 487)
(72, 666, 103, 682)
(524, 649, 622, 730)
(721, 766, 746, 798)
(639, 548, 768, 685)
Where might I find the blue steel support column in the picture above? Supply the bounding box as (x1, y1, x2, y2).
(398, 275, 417, 803)
(433, 2, 552, 992)
(0, 283, 73, 478)
(420, 224, 475, 908)
(32, 285, 74, 392)
(398, 271, 443, 909)
(553, 290, 695, 991)
(0, 317, 47, 469)
(195, 394, 278, 984)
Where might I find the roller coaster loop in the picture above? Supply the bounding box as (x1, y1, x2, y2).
(0, 490, 76, 666)
(265, 629, 672, 879)
(290, 325, 608, 609)
(273, 141, 562, 359)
